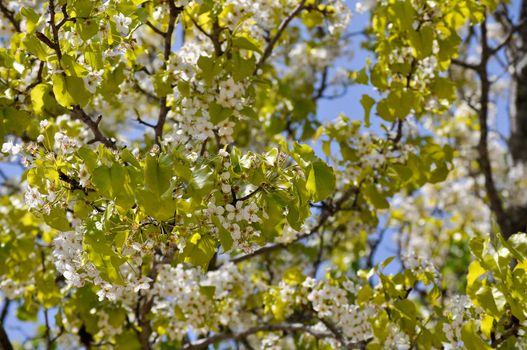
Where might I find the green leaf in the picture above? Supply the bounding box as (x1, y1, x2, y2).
(283, 267, 305, 285)
(84, 45, 104, 70)
(480, 314, 494, 339)
(390, 164, 413, 182)
(409, 25, 434, 59)
(391, 0, 415, 31)
(22, 34, 49, 60)
(31, 83, 65, 116)
(20, 7, 40, 33)
(475, 285, 499, 317)
(360, 94, 375, 127)
(70, 0, 94, 17)
(209, 102, 231, 124)
(52, 74, 91, 107)
(77, 146, 98, 171)
(363, 183, 389, 209)
(189, 164, 214, 197)
(232, 35, 262, 53)
(231, 53, 256, 80)
(152, 72, 172, 97)
(394, 299, 416, 320)
(43, 207, 71, 231)
(144, 155, 172, 198)
(286, 199, 302, 230)
(467, 260, 485, 291)
(357, 285, 373, 304)
(121, 148, 140, 168)
(376, 97, 396, 122)
(306, 160, 335, 202)
(505, 233, 527, 260)
(136, 189, 177, 221)
(352, 68, 369, 85)
(1, 107, 31, 136)
(461, 321, 492, 350)
(182, 233, 217, 270)
(428, 163, 449, 183)
(432, 77, 456, 100)
(76, 18, 99, 41)
(92, 166, 112, 197)
(61, 54, 88, 76)
(211, 215, 233, 252)
(197, 55, 221, 80)
(470, 237, 487, 260)
(200, 285, 216, 299)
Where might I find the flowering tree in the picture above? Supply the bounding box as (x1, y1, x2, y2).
(1, 0, 527, 348)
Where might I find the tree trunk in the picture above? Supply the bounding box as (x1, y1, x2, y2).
(509, 0, 527, 163)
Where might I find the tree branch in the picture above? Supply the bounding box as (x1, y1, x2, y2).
(35, 32, 58, 51)
(70, 106, 116, 149)
(0, 1, 20, 32)
(0, 318, 13, 350)
(312, 230, 325, 276)
(476, 18, 512, 238)
(44, 0, 115, 150)
(230, 184, 362, 264)
(137, 246, 177, 349)
(367, 226, 388, 268)
(154, 2, 183, 144)
(254, 0, 306, 73)
(236, 186, 262, 202)
(312, 67, 329, 101)
(489, 19, 527, 56)
(451, 58, 480, 72)
(183, 323, 333, 350)
(48, 0, 62, 61)
(509, 1, 527, 164)
(320, 318, 350, 349)
(146, 20, 165, 36)
(0, 300, 10, 324)
(491, 316, 520, 347)
(188, 15, 223, 56)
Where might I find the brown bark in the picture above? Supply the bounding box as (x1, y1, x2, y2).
(503, 0, 527, 238)
(0, 321, 13, 350)
(509, 0, 527, 163)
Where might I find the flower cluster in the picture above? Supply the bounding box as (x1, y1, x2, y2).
(207, 198, 263, 252)
(442, 295, 473, 349)
(152, 262, 250, 341)
(53, 230, 85, 287)
(307, 279, 374, 342)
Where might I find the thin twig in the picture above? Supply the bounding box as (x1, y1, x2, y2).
(48, 0, 62, 61)
(25, 61, 45, 91)
(71, 106, 116, 149)
(188, 14, 222, 56)
(136, 112, 157, 129)
(451, 58, 480, 71)
(154, 2, 183, 144)
(489, 19, 527, 56)
(313, 67, 329, 101)
(254, 0, 306, 73)
(236, 186, 262, 202)
(146, 20, 165, 36)
(230, 184, 362, 264)
(0, 1, 20, 32)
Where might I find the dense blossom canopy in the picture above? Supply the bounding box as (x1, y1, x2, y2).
(1, 0, 527, 349)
